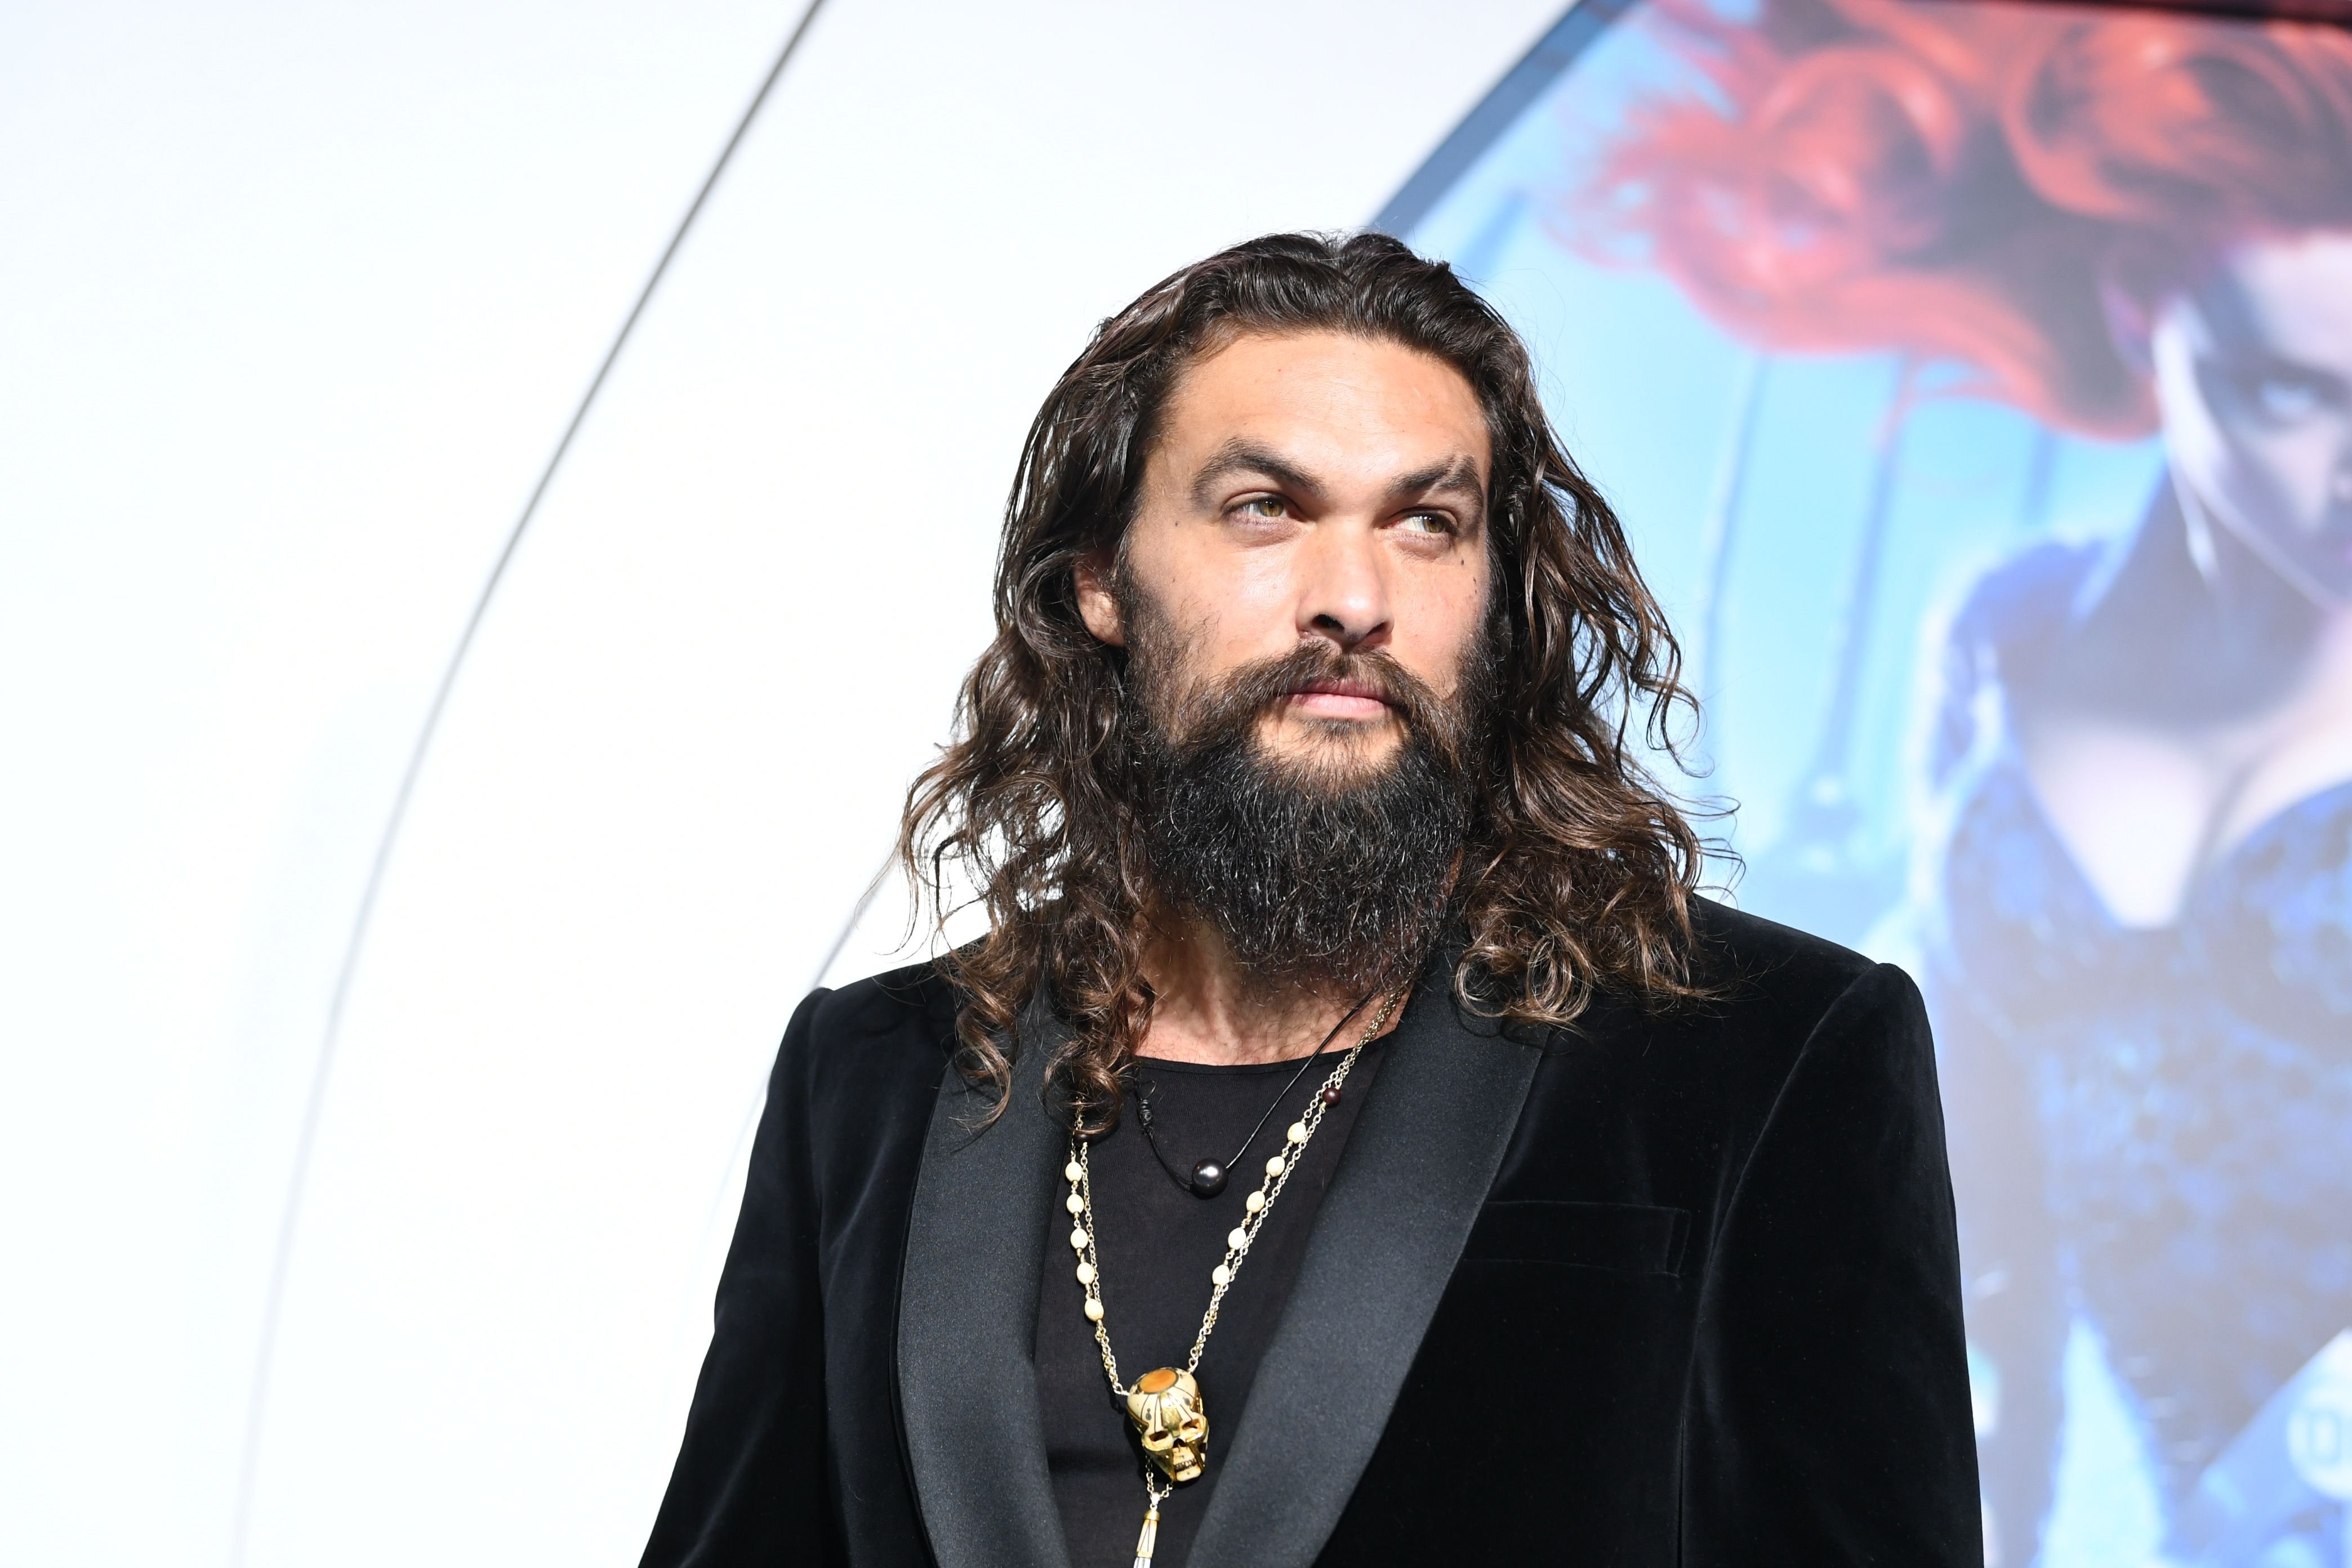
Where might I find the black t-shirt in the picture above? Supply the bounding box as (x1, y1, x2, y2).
(1032, 1042, 1387, 1568)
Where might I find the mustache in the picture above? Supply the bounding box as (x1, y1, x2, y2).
(1155, 641, 1459, 758)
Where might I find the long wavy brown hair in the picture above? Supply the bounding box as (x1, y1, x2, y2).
(900, 231, 1708, 1121)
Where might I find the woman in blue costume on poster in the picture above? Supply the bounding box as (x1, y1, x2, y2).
(1592, 1, 2352, 1561)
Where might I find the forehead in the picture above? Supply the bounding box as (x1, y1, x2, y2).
(2194, 231, 2352, 370)
(1152, 331, 1490, 478)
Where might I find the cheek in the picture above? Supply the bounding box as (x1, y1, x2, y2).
(1183, 566, 1303, 669)
(1135, 540, 1311, 679)
(2225, 425, 2341, 533)
(2184, 406, 2346, 545)
(1399, 561, 1494, 692)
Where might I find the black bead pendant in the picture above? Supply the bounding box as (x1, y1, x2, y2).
(1188, 1159, 1228, 1199)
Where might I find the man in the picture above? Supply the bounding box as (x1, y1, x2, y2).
(641, 233, 1979, 1567)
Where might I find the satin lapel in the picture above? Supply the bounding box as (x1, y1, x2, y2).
(896, 1007, 1074, 1568)
(1187, 975, 1544, 1568)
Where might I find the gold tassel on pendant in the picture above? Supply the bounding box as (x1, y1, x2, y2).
(1131, 1496, 1161, 1567)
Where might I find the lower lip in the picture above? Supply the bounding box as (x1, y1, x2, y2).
(1286, 691, 1391, 720)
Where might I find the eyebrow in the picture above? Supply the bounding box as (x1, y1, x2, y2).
(1189, 439, 1325, 509)
(1386, 455, 1486, 508)
(1187, 439, 1488, 515)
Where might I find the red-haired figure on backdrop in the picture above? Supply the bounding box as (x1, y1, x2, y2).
(1600, 2, 2352, 1562)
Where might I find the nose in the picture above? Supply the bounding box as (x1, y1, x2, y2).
(1297, 524, 1392, 653)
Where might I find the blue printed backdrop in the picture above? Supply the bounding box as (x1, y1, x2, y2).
(1397, 5, 2352, 1565)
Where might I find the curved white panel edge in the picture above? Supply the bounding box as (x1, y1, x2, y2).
(0, 5, 798, 1565)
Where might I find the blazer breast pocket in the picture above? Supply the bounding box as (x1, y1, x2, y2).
(1460, 1200, 1691, 1277)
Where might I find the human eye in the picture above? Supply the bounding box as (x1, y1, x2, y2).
(1397, 510, 1456, 537)
(1231, 495, 1289, 522)
(2203, 355, 2341, 429)
(2252, 373, 2326, 423)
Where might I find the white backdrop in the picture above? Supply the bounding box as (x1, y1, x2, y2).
(0, 3, 1563, 1562)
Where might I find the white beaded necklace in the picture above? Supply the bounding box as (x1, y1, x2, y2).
(1061, 986, 1405, 1567)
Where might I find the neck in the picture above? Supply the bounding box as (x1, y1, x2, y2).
(1136, 912, 1401, 1066)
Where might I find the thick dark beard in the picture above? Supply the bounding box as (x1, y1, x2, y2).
(1120, 588, 1494, 996)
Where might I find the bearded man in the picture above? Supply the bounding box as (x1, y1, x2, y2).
(640, 233, 1979, 1568)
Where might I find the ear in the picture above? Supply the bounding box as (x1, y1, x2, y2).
(1075, 549, 1126, 647)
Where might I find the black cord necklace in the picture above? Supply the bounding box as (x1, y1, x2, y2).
(1132, 984, 1382, 1199)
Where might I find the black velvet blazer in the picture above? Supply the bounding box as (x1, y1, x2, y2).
(641, 902, 1981, 1567)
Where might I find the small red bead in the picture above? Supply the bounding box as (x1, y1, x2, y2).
(1321, 1085, 1342, 1106)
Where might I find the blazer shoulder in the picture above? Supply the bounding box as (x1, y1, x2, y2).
(1682, 896, 1892, 1046)
(785, 957, 961, 1089)
(1691, 894, 1873, 988)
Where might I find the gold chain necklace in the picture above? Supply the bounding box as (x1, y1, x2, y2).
(1062, 987, 1405, 1567)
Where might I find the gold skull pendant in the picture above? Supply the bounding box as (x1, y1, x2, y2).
(1125, 1367, 1208, 1482)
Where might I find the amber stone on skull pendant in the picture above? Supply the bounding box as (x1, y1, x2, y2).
(1126, 1366, 1209, 1484)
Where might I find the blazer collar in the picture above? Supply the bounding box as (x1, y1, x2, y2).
(897, 1000, 1075, 1568)
(894, 968, 1544, 1568)
(1186, 962, 1544, 1568)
